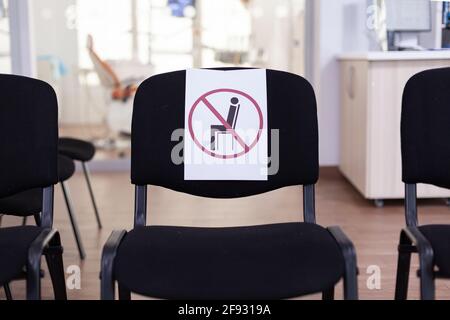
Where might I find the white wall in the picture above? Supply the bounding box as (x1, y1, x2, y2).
(239, 0, 369, 166)
(250, 0, 305, 73)
(310, 0, 441, 166)
(9, 0, 36, 76)
(32, 0, 89, 124)
(309, 0, 371, 166)
(8, 0, 106, 125)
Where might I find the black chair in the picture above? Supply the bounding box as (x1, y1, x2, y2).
(395, 67, 450, 300)
(100, 69, 358, 300)
(0, 154, 87, 260)
(58, 137, 102, 229)
(0, 74, 66, 300)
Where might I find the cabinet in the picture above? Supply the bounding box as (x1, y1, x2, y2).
(339, 52, 450, 203)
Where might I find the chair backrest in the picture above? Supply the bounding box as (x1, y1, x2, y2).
(401, 67, 450, 190)
(131, 69, 319, 199)
(0, 74, 58, 198)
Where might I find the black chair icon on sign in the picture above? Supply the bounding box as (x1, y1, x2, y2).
(210, 97, 240, 151)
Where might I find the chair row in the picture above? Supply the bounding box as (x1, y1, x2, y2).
(0, 68, 449, 300)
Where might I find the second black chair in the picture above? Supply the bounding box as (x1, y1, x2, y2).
(101, 69, 359, 300)
(395, 67, 450, 300)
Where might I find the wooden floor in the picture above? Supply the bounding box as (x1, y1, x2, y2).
(1, 167, 450, 300)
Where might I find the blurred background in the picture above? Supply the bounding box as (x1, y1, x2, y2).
(1, 0, 450, 173)
(0, 0, 307, 165)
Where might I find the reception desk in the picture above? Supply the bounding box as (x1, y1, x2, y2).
(339, 51, 450, 205)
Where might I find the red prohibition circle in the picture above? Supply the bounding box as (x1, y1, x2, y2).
(188, 88, 264, 159)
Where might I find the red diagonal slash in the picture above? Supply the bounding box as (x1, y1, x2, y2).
(201, 97, 250, 152)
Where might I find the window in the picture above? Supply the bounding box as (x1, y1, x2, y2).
(77, 0, 134, 69)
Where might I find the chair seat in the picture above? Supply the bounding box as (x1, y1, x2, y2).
(0, 226, 43, 285)
(0, 156, 74, 217)
(114, 222, 345, 299)
(58, 154, 75, 182)
(0, 188, 42, 216)
(419, 225, 450, 276)
(59, 138, 95, 162)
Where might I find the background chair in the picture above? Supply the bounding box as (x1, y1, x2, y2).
(0, 74, 66, 300)
(101, 69, 358, 300)
(0, 154, 87, 260)
(395, 67, 450, 300)
(58, 137, 102, 229)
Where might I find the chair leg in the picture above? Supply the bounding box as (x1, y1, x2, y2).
(342, 251, 358, 300)
(44, 233, 67, 300)
(34, 213, 41, 227)
(322, 286, 334, 300)
(118, 284, 131, 300)
(81, 162, 102, 229)
(26, 260, 41, 300)
(419, 255, 435, 300)
(328, 226, 358, 300)
(101, 230, 127, 300)
(3, 284, 12, 300)
(395, 233, 412, 300)
(101, 273, 116, 300)
(60, 181, 86, 260)
(343, 268, 358, 300)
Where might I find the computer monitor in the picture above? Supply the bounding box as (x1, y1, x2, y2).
(385, 0, 431, 32)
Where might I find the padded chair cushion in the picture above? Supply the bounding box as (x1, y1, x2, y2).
(0, 188, 41, 216)
(114, 222, 345, 299)
(59, 138, 96, 162)
(58, 154, 75, 182)
(419, 225, 450, 276)
(0, 226, 43, 285)
(0, 156, 74, 217)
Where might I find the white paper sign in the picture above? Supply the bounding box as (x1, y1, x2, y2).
(184, 69, 268, 181)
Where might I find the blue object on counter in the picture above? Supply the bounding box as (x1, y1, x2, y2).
(37, 55, 68, 80)
(444, 2, 450, 29)
(168, 0, 195, 17)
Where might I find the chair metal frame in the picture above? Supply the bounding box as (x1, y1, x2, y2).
(1, 186, 67, 300)
(60, 181, 86, 260)
(81, 161, 102, 229)
(101, 184, 358, 300)
(20, 178, 87, 260)
(56, 138, 103, 259)
(394, 183, 449, 300)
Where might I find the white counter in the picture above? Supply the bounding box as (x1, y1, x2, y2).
(339, 50, 450, 61)
(339, 52, 450, 201)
